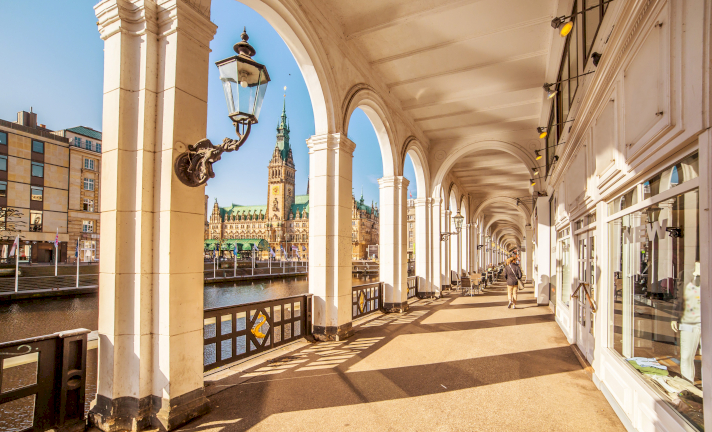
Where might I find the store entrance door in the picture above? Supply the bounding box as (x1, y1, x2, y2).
(575, 232, 596, 363)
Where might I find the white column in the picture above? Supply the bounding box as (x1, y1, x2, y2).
(443, 209, 451, 287)
(414, 198, 430, 297)
(525, 225, 534, 281)
(535, 197, 551, 305)
(379, 176, 409, 312)
(430, 198, 442, 296)
(91, 1, 216, 430)
(307, 133, 355, 340)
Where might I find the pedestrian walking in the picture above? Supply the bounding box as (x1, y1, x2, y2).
(504, 256, 523, 309)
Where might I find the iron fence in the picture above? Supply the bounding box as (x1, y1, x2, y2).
(407, 276, 418, 299)
(352, 282, 382, 320)
(203, 294, 312, 372)
(0, 328, 89, 432)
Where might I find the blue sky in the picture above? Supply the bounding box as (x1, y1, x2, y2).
(0, 0, 418, 208)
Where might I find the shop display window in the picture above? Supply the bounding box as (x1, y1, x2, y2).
(558, 228, 571, 307)
(608, 152, 701, 430)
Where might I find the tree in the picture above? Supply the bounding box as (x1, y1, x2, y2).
(0, 208, 27, 241)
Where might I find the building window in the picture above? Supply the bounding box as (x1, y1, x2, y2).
(85, 140, 93, 151)
(31, 187, 43, 201)
(0, 181, 6, 198)
(84, 158, 95, 170)
(0, 132, 7, 145)
(73, 137, 82, 147)
(32, 140, 44, 153)
(83, 220, 94, 233)
(84, 178, 94, 191)
(31, 162, 43, 178)
(96, 143, 102, 153)
(29, 211, 42, 232)
(0, 155, 6, 171)
(83, 199, 94, 212)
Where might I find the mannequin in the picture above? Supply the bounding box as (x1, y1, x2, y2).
(672, 262, 701, 383)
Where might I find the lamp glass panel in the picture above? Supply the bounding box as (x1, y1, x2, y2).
(218, 58, 269, 122)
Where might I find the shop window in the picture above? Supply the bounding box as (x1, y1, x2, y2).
(609, 184, 702, 428)
(32, 140, 44, 153)
(642, 153, 699, 201)
(29, 211, 42, 232)
(557, 228, 571, 307)
(0, 155, 7, 171)
(31, 187, 43, 201)
(31, 162, 43, 178)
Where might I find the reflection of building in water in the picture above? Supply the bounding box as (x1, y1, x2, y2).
(206, 104, 378, 259)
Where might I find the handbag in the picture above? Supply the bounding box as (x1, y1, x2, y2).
(509, 264, 524, 290)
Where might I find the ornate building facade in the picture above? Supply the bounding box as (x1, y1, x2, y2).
(206, 104, 379, 260)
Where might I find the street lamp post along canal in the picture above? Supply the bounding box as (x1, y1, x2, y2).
(175, 28, 271, 187)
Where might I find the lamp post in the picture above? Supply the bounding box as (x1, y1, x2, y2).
(440, 212, 464, 241)
(175, 28, 270, 187)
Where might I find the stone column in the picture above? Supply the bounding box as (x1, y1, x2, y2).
(307, 134, 355, 340)
(430, 198, 442, 296)
(525, 225, 534, 281)
(379, 176, 409, 312)
(535, 197, 551, 305)
(414, 197, 430, 296)
(91, 1, 216, 430)
(443, 209, 451, 288)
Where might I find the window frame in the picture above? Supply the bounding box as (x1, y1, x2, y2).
(31, 186, 43, 201)
(31, 162, 44, 178)
(32, 140, 44, 154)
(0, 131, 7, 146)
(0, 155, 7, 172)
(84, 177, 95, 191)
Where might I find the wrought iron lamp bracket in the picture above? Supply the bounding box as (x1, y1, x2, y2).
(440, 231, 460, 242)
(175, 120, 253, 187)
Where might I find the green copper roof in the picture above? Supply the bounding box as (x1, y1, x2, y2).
(204, 238, 269, 251)
(65, 126, 102, 141)
(220, 204, 268, 219)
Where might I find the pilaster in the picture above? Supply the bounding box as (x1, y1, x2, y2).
(535, 197, 551, 305)
(414, 197, 430, 297)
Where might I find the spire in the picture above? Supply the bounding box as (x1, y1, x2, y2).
(360, 186, 364, 204)
(274, 88, 291, 161)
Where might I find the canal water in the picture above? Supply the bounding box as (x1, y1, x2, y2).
(0, 274, 378, 428)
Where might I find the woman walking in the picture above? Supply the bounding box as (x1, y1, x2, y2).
(505, 256, 523, 309)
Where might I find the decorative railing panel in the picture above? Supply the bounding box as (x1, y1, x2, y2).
(352, 282, 382, 320)
(407, 277, 418, 299)
(0, 329, 89, 432)
(203, 294, 312, 372)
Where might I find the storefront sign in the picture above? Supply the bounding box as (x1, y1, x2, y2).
(622, 219, 668, 244)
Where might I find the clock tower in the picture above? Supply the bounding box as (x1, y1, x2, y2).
(267, 99, 296, 225)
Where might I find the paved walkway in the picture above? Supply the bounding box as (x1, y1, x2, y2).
(179, 281, 625, 432)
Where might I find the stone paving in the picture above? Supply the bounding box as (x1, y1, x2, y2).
(178, 281, 626, 432)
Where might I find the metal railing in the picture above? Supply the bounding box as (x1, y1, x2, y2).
(0, 328, 89, 432)
(407, 276, 418, 299)
(203, 294, 312, 372)
(352, 282, 383, 320)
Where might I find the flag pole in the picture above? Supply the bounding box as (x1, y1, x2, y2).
(234, 248, 237, 278)
(54, 228, 59, 277)
(76, 239, 80, 288)
(14, 241, 19, 293)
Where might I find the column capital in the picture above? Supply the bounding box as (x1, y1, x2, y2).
(377, 175, 409, 189)
(413, 197, 428, 206)
(95, 0, 159, 40)
(307, 133, 356, 155)
(157, 0, 217, 47)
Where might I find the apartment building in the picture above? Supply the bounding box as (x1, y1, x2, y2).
(53, 126, 102, 262)
(0, 110, 102, 263)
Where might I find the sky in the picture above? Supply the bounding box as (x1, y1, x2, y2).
(0, 0, 418, 209)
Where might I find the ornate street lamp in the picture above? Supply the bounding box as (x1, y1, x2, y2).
(440, 211, 465, 241)
(175, 28, 271, 187)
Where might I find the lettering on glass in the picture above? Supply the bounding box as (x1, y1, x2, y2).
(623, 219, 669, 244)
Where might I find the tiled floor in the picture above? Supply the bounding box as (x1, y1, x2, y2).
(178, 282, 626, 432)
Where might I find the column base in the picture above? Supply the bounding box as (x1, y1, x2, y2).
(383, 302, 409, 313)
(312, 322, 353, 341)
(88, 388, 209, 431)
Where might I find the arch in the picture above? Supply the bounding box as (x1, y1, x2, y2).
(473, 196, 531, 222)
(485, 214, 525, 234)
(431, 140, 539, 200)
(237, 0, 337, 134)
(342, 84, 398, 177)
(401, 136, 431, 198)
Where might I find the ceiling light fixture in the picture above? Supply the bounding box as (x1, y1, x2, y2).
(543, 83, 557, 99)
(537, 127, 548, 139)
(535, 150, 543, 160)
(530, 179, 536, 187)
(532, 167, 540, 175)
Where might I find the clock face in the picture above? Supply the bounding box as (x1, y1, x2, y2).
(272, 185, 280, 195)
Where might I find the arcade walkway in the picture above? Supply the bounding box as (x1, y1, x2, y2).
(177, 283, 625, 432)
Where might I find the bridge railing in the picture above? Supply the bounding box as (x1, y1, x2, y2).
(203, 294, 312, 372)
(407, 276, 418, 299)
(0, 328, 90, 432)
(352, 282, 383, 320)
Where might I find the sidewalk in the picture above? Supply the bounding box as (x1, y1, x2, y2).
(176, 281, 625, 432)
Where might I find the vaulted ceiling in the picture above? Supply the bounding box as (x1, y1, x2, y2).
(319, 0, 558, 244)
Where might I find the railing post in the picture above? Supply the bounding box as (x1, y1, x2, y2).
(56, 329, 89, 427)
